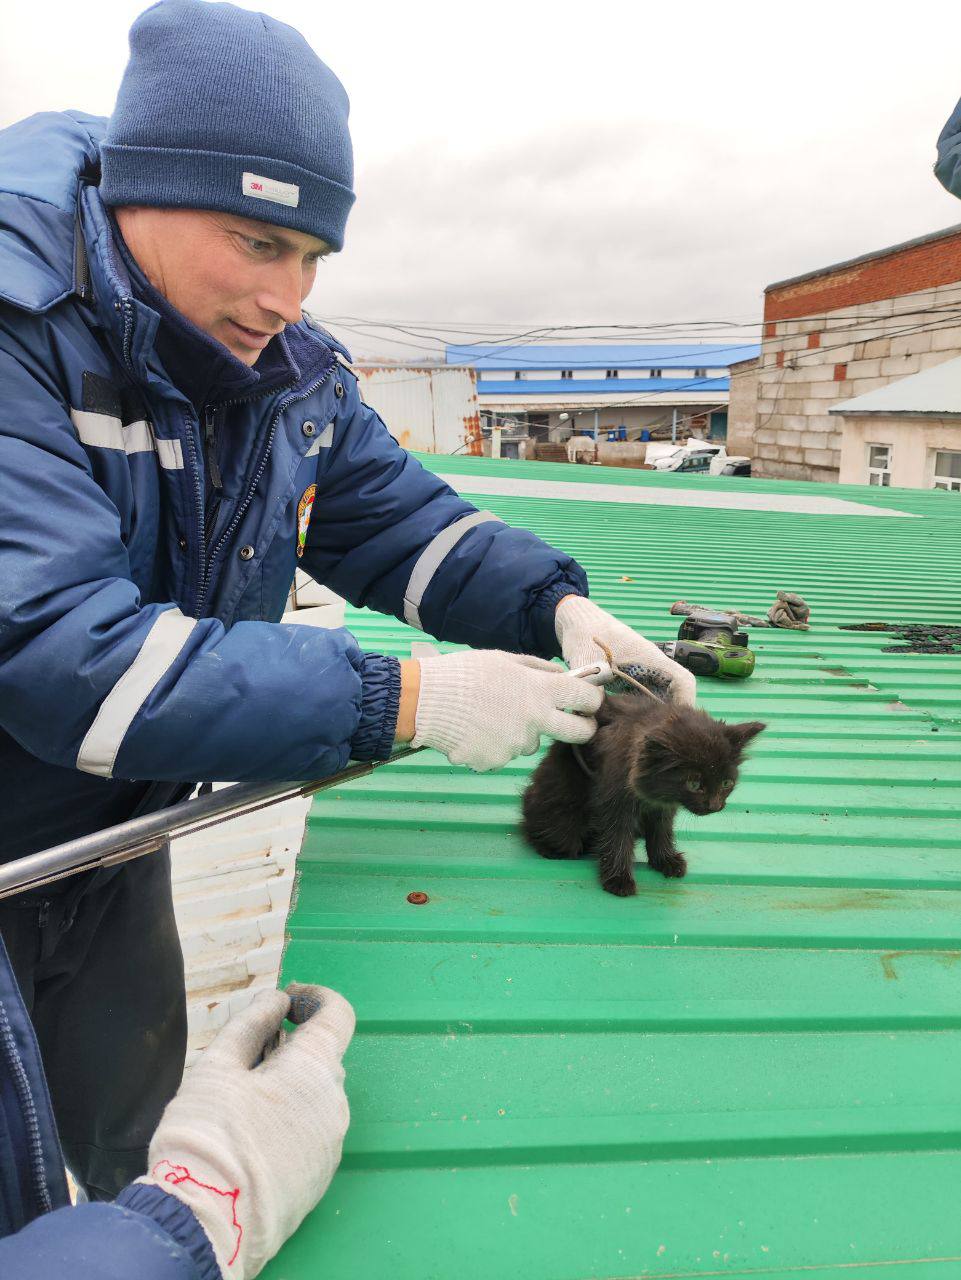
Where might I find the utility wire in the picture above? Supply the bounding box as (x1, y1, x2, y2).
(325, 299, 961, 358)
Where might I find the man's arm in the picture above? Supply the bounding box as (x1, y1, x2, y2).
(0, 349, 398, 782)
(300, 371, 588, 660)
(0, 1199, 218, 1280)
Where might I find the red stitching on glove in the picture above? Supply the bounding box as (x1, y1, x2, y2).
(153, 1160, 243, 1265)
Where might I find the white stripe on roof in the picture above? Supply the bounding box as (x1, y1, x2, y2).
(434, 474, 916, 518)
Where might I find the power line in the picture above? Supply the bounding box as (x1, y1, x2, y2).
(326, 298, 961, 342)
(324, 303, 961, 372)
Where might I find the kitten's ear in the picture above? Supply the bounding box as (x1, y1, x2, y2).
(726, 720, 766, 748)
(644, 728, 674, 764)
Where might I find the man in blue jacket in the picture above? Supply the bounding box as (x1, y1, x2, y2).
(0, 0, 691, 1204)
(0, 927, 357, 1279)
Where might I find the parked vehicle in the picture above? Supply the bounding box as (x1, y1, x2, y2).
(654, 447, 720, 473)
(717, 457, 752, 477)
(645, 438, 722, 469)
(649, 443, 751, 476)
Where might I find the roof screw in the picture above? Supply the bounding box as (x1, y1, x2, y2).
(406, 891, 429, 905)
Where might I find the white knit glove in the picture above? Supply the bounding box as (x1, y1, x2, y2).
(412, 647, 603, 771)
(555, 595, 697, 706)
(136, 984, 354, 1280)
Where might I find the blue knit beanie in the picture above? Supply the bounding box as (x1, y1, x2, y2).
(100, 0, 355, 251)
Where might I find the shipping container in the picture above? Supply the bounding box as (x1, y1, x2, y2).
(355, 364, 483, 455)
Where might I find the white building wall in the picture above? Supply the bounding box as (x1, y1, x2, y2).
(838, 414, 961, 488)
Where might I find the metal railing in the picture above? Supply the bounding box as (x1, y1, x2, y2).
(0, 747, 422, 901)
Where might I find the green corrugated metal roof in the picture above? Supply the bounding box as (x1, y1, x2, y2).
(265, 458, 961, 1279)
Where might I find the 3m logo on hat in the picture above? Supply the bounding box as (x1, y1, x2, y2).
(242, 171, 300, 208)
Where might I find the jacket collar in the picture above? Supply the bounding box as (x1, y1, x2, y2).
(77, 179, 161, 385)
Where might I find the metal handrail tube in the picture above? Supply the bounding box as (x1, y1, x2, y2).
(0, 747, 422, 901)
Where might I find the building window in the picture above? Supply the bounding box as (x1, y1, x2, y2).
(605, 369, 619, 379)
(867, 444, 892, 487)
(560, 369, 573, 380)
(693, 367, 707, 378)
(514, 370, 523, 380)
(649, 369, 662, 379)
(933, 450, 961, 491)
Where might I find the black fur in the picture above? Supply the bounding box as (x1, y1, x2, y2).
(521, 695, 765, 897)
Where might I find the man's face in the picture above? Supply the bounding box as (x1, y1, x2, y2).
(113, 207, 330, 364)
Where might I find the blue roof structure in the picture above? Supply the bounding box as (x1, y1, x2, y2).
(446, 343, 760, 371)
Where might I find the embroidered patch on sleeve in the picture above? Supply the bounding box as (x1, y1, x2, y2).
(297, 484, 317, 558)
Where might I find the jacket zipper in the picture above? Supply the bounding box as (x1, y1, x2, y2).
(119, 298, 135, 370)
(118, 295, 334, 615)
(204, 405, 224, 495)
(182, 408, 207, 615)
(0, 1001, 53, 1214)
(204, 362, 337, 591)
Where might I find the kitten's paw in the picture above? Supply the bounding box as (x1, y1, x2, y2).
(659, 852, 688, 879)
(601, 872, 638, 897)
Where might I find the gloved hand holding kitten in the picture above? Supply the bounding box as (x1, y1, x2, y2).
(554, 595, 697, 707)
(407, 596, 689, 773)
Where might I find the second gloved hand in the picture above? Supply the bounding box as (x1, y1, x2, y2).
(412, 648, 603, 771)
(555, 595, 697, 706)
(136, 984, 354, 1280)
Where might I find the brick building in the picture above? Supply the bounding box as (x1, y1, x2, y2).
(742, 223, 961, 482)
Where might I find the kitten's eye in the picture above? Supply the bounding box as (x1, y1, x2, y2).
(685, 777, 703, 792)
(720, 778, 735, 793)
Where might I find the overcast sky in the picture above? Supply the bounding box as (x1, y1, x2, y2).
(3, 0, 961, 360)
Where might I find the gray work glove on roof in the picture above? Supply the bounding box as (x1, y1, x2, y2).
(136, 984, 354, 1280)
(412, 647, 603, 771)
(555, 595, 697, 706)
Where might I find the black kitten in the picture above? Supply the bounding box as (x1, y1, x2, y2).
(521, 695, 765, 897)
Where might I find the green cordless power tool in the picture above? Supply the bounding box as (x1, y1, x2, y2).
(657, 609, 755, 679)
